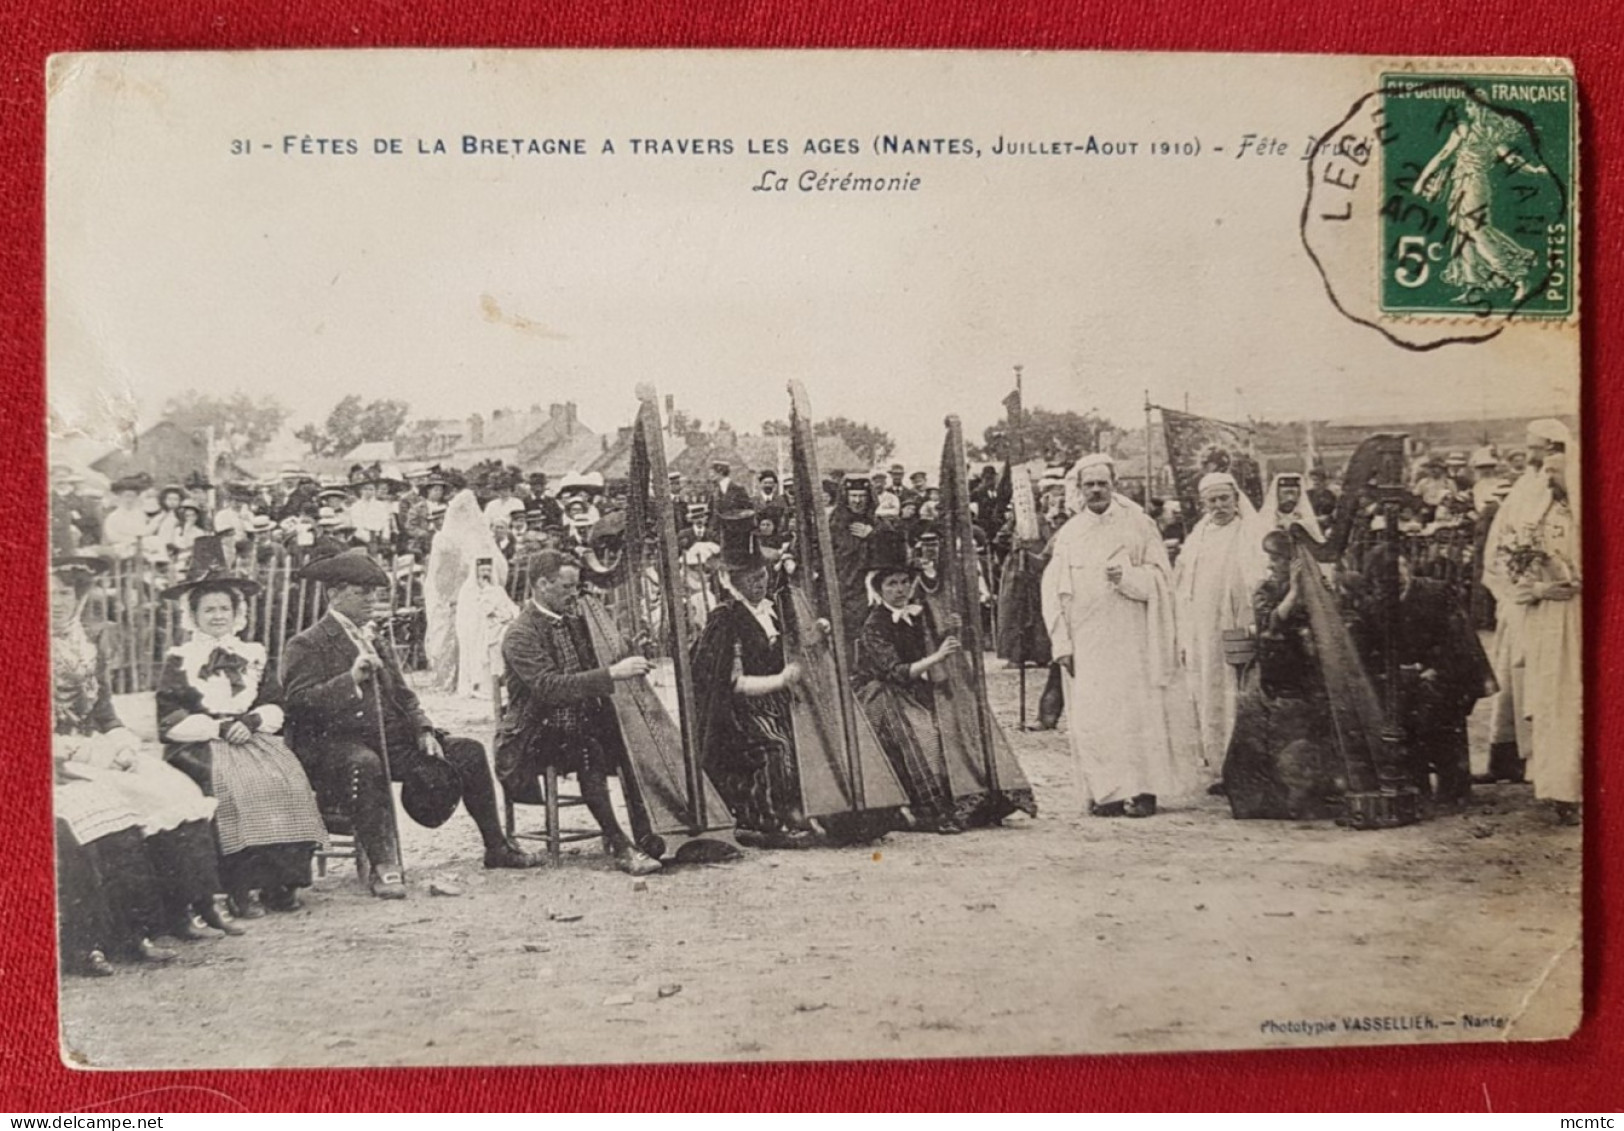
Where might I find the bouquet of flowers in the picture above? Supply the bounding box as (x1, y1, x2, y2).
(1497, 523, 1549, 582)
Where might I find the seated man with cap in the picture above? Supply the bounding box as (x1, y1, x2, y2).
(496, 548, 664, 877)
(282, 549, 541, 899)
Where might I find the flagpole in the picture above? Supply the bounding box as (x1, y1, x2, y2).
(1011, 364, 1025, 465)
(1143, 391, 1154, 508)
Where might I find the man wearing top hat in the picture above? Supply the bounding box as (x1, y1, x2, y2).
(756, 468, 786, 519)
(704, 459, 752, 542)
(281, 549, 541, 898)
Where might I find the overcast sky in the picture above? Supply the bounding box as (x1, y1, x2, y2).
(48, 51, 1576, 471)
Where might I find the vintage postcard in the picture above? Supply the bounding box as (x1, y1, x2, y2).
(45, 50, 1581, 1068)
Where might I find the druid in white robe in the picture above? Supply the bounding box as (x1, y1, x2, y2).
(1521, 470, 1581, 806)
(1481, 465, 1552, 765)
(454, 566, 519, 699)
(425, 489, 503, 692)
(1041, 497, 1180, 807)
(1174, 482, 1264, 776)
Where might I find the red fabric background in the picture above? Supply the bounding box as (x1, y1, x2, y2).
(2, 0, 1620, 1111)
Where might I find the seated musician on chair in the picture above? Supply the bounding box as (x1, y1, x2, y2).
(494, 549, 664, 878)
(282, 549, 542, 899)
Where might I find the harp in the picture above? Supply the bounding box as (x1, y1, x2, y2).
(578, 388, 733, 847)
(1287, 523, 1419, 828)
(925, 416, 1035, 805)
(785, 380, 909, 819)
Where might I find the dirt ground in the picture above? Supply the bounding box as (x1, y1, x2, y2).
(61, 663, 1582, 1069)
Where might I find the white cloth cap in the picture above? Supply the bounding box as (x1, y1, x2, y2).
(1198, 471, 1239, 496)
(1070, 453, 1114, 477)
(1526, 418, 1570, 446)
(558, 471, 604, 494)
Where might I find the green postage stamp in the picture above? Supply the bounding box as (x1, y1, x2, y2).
(1378, 72, 1575, 319)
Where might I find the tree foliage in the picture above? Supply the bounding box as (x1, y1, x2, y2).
(970, 406, 1116, 466)
(759, 416, 895, 465)
(162, 390, 290, 459)
(295, 396, 412, 457)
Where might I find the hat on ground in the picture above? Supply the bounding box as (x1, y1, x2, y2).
(717, 510, 767, 571)
(300, 548, 390, 588)
(401, 755, 463, 829)
(161, 536, 262, 600)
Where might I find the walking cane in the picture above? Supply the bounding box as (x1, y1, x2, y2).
(369, 667, 407, 878)
(1018, 652, 1028, 731)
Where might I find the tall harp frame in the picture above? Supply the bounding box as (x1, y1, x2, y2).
(786, 379, 867, 809)
(574, 386, 733, 847)
(938, 415, 1001, 795)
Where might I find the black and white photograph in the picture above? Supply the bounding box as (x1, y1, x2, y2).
(45, 50, 1582, 1068)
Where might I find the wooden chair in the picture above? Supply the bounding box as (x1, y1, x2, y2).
(314, 812, 370, 883)
(492, 670, 601, 861)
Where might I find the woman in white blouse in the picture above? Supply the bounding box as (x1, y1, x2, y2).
(157, 537, 328, 918)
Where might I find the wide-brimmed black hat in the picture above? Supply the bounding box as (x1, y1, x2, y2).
(401, 755, 463, 829)
(300, 548, 390, 588)
(51, 554, 109, 579)
(862, 526, 918, 580)
(717, 509, 767, 571)
(160, 536, 262, 601)
(109, 473, 152, 495)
